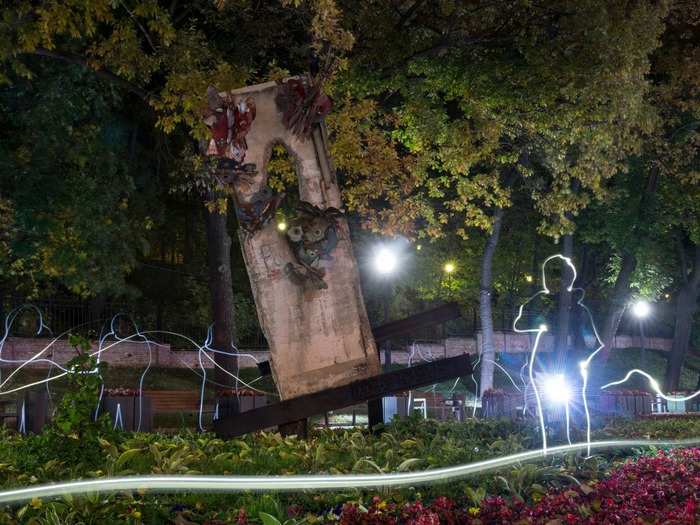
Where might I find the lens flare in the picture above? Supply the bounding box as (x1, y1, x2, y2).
(374, 247, 398, 275)
(543, 374, 569, 404)
(631, 300, 651, 319)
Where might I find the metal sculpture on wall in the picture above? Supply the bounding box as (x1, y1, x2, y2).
(284, 201, 342, 289)
(235, 186, 285, 234)
(275, 77, 332, 139)
(202, 86, 256, 167)
(202, 86, 284, 233)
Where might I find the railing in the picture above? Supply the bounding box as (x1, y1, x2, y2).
(1, 295, 678, 352)
(0, 296, 268, 350)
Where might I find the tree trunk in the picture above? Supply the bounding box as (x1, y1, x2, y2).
(599, 167, 658, 364)
(184, 199, 195, 266)
(664, 286, 698, 390)
(554, 233, 574, 369)
(479, 206, 505, 396)
(599, 252, 637, 362)
(664, 243, 700, 391)
(204, 201, 239, 393)
(571, 246, 591, 351)
(88, 294, 106, 328)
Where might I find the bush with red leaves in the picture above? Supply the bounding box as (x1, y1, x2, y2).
(337, 448, 700, 525)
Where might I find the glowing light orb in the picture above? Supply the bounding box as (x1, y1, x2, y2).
(374, 248, 398, 275)
(443, 262, 456, 274)
(631, 300, 651, 319)
(277, 221, 287, 231)
(543, 374, 570, 404)
(525, 274, 533, 283)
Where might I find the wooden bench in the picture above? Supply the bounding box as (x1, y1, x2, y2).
(144, 390, 201, 413)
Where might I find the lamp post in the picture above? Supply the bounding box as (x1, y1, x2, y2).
(631, 300, 651, 370)
(442, 262, 456, 341)
(373, 247, 399, 371)
(368, 245, 401, 429)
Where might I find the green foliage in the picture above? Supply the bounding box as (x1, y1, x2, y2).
(0, 63, 150, 298)
(332, 0, 667, 238)
(0, 416, 697, 523)
(51, 335, 110, 438)
(598, 416, 700, 441)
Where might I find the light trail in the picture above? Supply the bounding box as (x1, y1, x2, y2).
(602, 369, 700, 403)
(484, 358, 521, 393)
(0, 328, 272, 397)
(0, 439, 697, 504)
(0, 309, 273, 432)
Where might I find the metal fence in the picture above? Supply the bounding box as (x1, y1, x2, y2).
(0, 296, 269, 350)
(1, 295, 678, 351)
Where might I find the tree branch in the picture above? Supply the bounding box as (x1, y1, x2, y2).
(32, 48, 150, 101)
(119, 0, 157, 53)
(395, 0, 427, 29)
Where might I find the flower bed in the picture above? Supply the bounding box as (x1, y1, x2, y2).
(1, 417, 699, 523)
(336, 448, 700, 524)
(216, 388, 265, 397)
(104, 387, 141, 397)
(215, 388, 269, 415)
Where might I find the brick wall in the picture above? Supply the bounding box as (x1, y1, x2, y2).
(379, 332, 672, 365)
(3, 332, 670, 370)
(0, 338, 270, 369)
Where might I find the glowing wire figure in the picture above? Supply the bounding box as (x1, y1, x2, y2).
(0, 308, 273, 437)
(18, 401, 26, 434)
(0, 306, 67, 376)
(486, 359, 522, 393)
(513, 254, 576, 456)
(113, 403, 124, 431)
(572, 287, 606, 456)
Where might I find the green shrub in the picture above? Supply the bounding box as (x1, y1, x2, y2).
(0, 412, 698, 523)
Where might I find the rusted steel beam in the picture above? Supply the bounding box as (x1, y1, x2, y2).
(255, 302, 464, 376)
(215, 353, 472, 438)
(372, 302, 463, 342)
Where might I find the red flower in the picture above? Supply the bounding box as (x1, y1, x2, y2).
(335, 449, 700, 524)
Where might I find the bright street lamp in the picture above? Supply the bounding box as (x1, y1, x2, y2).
(631, 300, 651, 319)
(443, 262, 456, 274)
(631, 299, 651, 369)
(373, 247, 398, 275)
(372, 245, 401, 377)
(543, 374, 570, 405)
